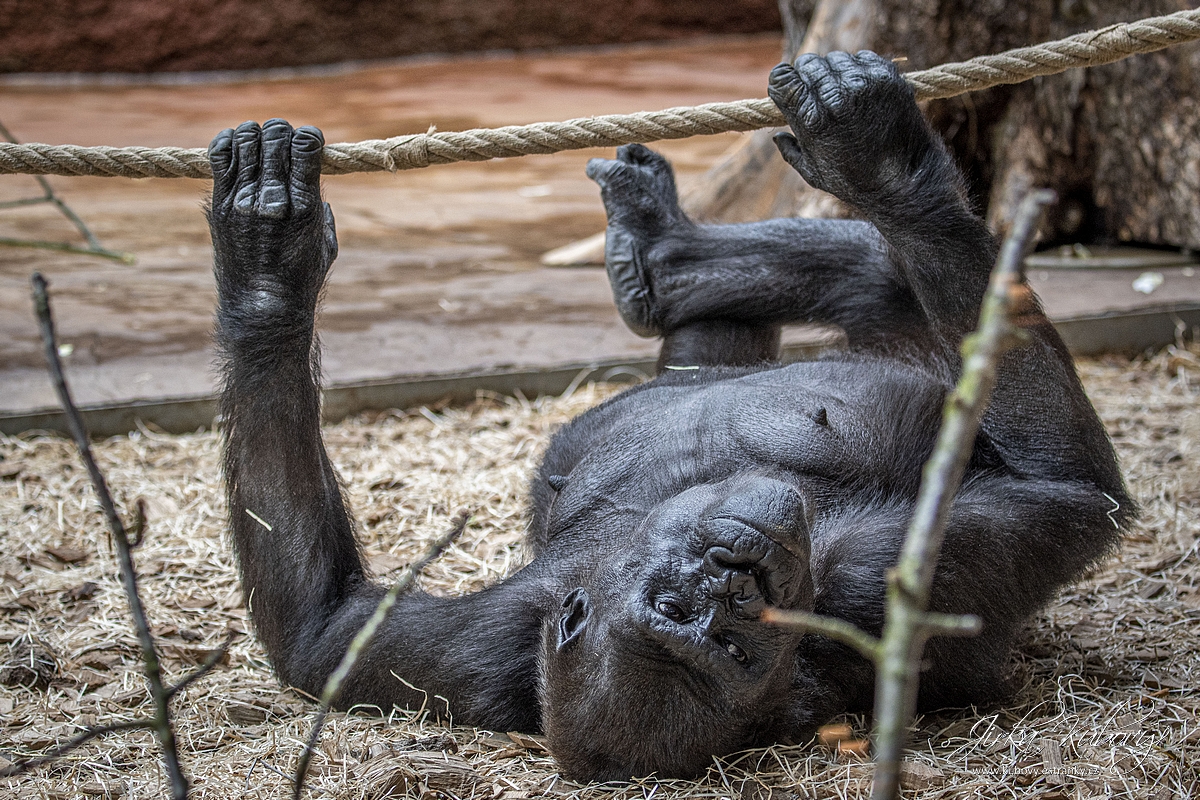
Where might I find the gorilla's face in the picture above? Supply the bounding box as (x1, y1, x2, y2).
(541, 474, 815, 782)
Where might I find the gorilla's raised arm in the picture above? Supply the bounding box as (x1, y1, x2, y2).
(208, 119, 549, 729)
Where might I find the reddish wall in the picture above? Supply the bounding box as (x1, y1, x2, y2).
(0, 0, 782, 74)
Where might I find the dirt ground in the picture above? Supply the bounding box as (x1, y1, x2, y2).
(0, 36, 787, 412)
(1, 343, 1198, 799)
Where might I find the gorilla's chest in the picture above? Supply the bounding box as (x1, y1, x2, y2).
(554, 360, 946, 518)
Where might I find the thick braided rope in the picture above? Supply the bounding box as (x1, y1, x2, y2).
(2, 7, 1199, 179)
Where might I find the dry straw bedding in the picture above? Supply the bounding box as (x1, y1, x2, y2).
(1, 349, 1198, 800)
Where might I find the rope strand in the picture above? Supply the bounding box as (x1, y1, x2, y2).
(2, 7, 1198, 179)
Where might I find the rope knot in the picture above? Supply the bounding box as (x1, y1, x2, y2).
(383, 134, 432, 171)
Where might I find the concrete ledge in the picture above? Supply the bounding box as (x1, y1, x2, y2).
(1053, 304, 1200, 356)
(4, 310, 1196, 438)
(0, 357, 648, 438)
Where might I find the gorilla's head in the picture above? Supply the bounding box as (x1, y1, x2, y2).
(540, 474, 815, 782)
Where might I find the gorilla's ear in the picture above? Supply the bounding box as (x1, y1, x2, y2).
(557, 588, 591, 651)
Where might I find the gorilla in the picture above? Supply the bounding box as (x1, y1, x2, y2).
(207, 51, 1132, 782)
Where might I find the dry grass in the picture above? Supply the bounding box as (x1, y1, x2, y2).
(1, 351, 1198, 800)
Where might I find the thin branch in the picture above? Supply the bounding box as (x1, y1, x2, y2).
(920, 612, 983, 637)
(0, 236, 135, 263)
(869, 189, 1056, 800)
(31, 273, 189, 800)
(127, 497, 148, 549)
(760, 608, 881, 660)
(165, 633, 236, 700)
(291, 512, 469, 800)
(0, 720, 152, 778)
(0, 120, 134, 263)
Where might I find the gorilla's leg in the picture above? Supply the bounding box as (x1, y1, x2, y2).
(587, 144, 934, 366)
(210, 120, 546, 729)
(766, 51, 1129, 493)
(762, 51, 1133, 709)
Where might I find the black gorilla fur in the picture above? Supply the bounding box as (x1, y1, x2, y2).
(208, 51, 1132, 782)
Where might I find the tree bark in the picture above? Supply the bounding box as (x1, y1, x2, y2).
(852, 0, 1200, 248)
(542, 0, 1200, 265)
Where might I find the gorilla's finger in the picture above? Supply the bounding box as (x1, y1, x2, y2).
(805, 56, 843, 109)
(256, 119, 293, 219)
(232, 121, 262, 215)
(616, 144, 643, 164)
(829, 51, 867, 92)
(767, 62, 806, 110)
(585, 157, 627, 188)
(824, 51, 855, 74)
(618, 143, 657, 167)
(856, 50, 899, 81)
(208, 128, 236, 204)
(772, 131, 805, 167)
(290, 126, 324, 216)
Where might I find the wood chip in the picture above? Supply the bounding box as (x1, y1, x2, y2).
(817, 722, 854, 747)
(1040, 739, 1066, 786)
(176, 595, 216, 610)
(1126, 647, 1168, 661)
(162, 644, 229, 666)
(506, 731, 549, 754)
(836, 739, 870, 760)
(44, 546, 89, 565)
(1136, 579, 1168, 599)
(899, 761, 946, 790)
(62, 581, 99, 603)
(1142, 671, 1187, 690)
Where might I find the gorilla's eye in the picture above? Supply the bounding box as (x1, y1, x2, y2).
(724, 640, 748, 663)
(655, 600, 687, 622)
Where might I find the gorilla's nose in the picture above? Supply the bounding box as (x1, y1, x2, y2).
(699, 476, 814, 610)
(710, 476, 810, 555)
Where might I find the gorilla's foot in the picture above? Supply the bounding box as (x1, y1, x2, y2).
(586, 144, 691, 338)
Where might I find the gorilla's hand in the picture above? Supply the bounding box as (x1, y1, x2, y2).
(208, 119, 337, 334)
(767, 51, 935, 211)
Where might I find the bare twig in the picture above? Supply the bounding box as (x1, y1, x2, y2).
(0, 121, 134, 263)
(29, 272, 188, 799)
(165, 633, 236, 700)
(761, 190, 1055, 799)
(0, 720, 153, 778)
(759, 608, 881, 660)
(869, 189, 1055, 800)
(291, 511, 469, 800)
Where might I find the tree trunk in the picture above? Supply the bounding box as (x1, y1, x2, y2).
(853, 0, 1200, 249)
(543, 0, 1200, 265)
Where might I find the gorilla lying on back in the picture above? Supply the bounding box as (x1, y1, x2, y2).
(208, 51, 1132, 782)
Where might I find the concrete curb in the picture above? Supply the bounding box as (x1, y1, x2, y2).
(3, 307, 1197, 438)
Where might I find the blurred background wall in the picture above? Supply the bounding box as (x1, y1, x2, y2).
(0, 0, 782, 74)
